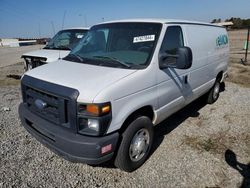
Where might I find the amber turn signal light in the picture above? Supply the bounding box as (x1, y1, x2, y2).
(101, 105, 110, 114)
(86, 104, 99, 115)
(86, 104, 111, 116)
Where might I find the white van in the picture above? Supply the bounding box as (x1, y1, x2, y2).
(19, 19, 229, 172)
(21, 28, 89, 71)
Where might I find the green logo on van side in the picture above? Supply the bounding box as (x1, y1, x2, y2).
(216, 35, 228, 47)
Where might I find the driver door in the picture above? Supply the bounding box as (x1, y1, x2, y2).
(156, 25, 192, 123)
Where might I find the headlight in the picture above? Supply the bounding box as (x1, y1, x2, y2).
(23, 57, 32, 71)
(78, 118, 100, 135)
(33, 57, 47, 63)
(77, 102, 111, 136)
(22, 56, 47, 71)
(87, 119, 99, 132)
(24, 57, 31, 64)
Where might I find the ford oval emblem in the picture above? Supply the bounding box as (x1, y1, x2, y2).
(35, 99, 47, 110)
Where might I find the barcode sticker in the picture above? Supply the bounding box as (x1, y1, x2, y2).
(77, 34, 84, 38)
(133, 35, 155, 43)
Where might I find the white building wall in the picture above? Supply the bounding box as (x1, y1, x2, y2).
(0, 38, 19, 47)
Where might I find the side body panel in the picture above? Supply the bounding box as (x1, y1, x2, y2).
(91, 24, 229, 134)
(155, 24, 229, 124)
(183, 24, 229, 101)
(154, 24, 190, 124)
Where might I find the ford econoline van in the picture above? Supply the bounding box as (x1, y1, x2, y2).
(22, 28, 89, 71)
(19, 19, 229, 172)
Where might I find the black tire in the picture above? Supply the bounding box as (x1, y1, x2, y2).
(206, 80, 221, 104)
(114, 116, 154, 172)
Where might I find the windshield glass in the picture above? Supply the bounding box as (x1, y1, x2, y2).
(64, 23, 162, 69)
(44, 29, 88, 50)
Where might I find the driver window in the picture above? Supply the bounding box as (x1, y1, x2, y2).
(56, 32, 71, 46)
(160, 26, 184, 55)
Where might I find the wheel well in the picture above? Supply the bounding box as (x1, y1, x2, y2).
(119, 106, 154, 133)
(216, 71, 223, 82)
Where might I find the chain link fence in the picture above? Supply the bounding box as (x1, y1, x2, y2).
(227, 28, 250, 87)
(228, 28, 249, 63)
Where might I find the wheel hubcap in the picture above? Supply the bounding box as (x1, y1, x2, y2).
(213, 83, 220, 99)
(129, 128, 150, 162)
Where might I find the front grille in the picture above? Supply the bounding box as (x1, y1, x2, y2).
(21, 75, 79, 132)
(25, 86, 68, 125)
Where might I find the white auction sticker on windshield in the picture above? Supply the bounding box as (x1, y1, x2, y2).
(133, 35, 155, 43)
(77, 34, 84, 38)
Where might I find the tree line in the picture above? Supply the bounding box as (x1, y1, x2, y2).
(211, 17, 250, 29)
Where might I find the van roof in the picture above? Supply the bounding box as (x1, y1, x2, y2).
(97, 18, 223, 28)
(62, 27, 89, 31)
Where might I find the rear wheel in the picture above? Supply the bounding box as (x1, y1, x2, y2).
(206, 80, 221, 104)
(114, 116, 154, 172)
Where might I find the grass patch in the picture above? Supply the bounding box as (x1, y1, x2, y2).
(0, 63, 23, 87)
(227, 61, 250, 88)
(183, 136, 220, 153)
(0, 79, 20, 86)
(182, 131, 246, 154)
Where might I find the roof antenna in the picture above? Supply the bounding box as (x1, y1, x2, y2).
(38, 22, 41, 50)
(84, 15, 87, 27)
(59, 10, 67, 59)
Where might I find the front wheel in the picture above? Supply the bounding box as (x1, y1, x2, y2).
(114, 116, 154, 172)
(206, 80, 221, 104)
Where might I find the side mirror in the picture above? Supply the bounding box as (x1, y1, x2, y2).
(159, 47, 193, 70)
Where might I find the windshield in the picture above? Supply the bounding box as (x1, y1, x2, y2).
(44, 29, 88, 50)
(64, 23, 162, 69)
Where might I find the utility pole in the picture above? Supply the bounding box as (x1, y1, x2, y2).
(38, 23, 41, 49)
(51, 21, 55, 35)
(244, 27, 250, 63)
(38, 23, 41, 38)
(62, 11, 66, 29)
(79, 14, 87, 27)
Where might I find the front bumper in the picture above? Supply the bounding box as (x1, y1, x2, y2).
(19, 103, 119, 164)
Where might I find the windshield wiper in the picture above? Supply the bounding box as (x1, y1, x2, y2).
(66, 53, 86, 62)
(57, 45, 71, 50)
(44, 45, 54, 49)
(93, 55, 131, 68)
(44, 45, 71, 50)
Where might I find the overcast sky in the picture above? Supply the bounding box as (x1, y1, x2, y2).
(0, 0, 249, 38)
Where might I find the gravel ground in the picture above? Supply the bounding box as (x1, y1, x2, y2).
(0, 80, 249, 187)
(0, 42, 250, 187)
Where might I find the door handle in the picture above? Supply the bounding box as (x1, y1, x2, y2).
(183, 75, 188, 84)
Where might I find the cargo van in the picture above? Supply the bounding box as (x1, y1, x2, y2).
(19, 19, 229, 172)
(22, 28, 89, 71)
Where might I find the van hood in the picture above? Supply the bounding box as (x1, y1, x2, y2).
(22, 49, 70, 63)
(25, 59, 137, 103)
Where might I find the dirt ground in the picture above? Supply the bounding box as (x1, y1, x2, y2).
(0, 45, 43, 68)
(0, 36, 250, 187)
